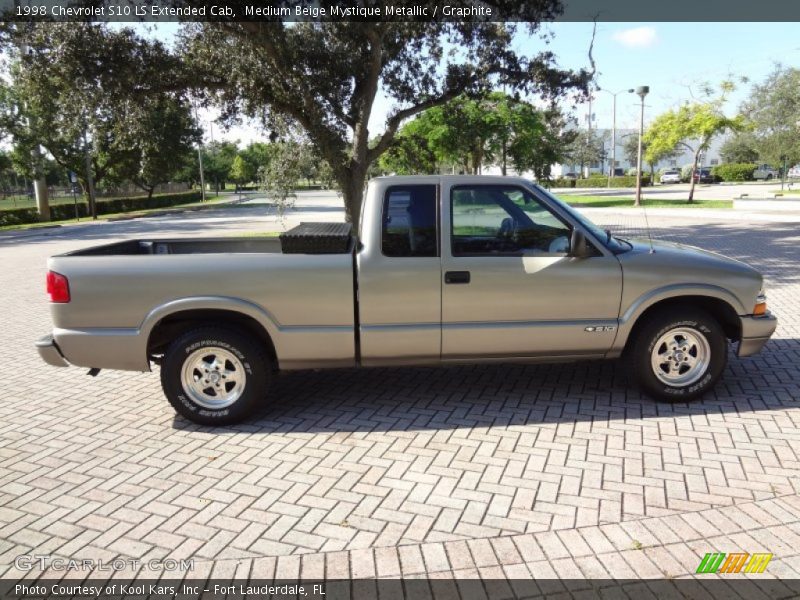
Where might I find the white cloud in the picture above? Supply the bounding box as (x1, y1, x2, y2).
(612, 27, 658, 48)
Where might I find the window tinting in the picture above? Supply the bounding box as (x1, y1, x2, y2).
(382, 185, 437, 257)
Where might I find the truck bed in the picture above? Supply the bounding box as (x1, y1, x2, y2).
(47, 230, 358, 371)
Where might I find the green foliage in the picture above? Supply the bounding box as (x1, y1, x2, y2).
(258, 141, 304, 214)
(720, 134, 759, 163)
(711, 162, 757, 181)
(380, 93, 571, 179)
(644, 88, 744, 201)
(202, 141, 239, 191)
(0, 191, 200, 226)
(565, 129, 607, 172)
(181, 17, 589, 225)
(623, 135, 678, 173)
(229, 155, 251, 187)
(576, 175, 651, 188)
(0, 23, 191, 205)
(238, 143, 271, 183)
(547, 178, 576, 188)
(739, 66, 800, 165)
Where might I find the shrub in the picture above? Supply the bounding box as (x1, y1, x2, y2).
(712, 162, 757, 182)
(547, 178, 576, 188)
(575, 175, 651, 188)
(0, 191, 202, 227)
(680, 165, 694, 183)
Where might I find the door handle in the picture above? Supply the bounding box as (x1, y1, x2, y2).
(445, 271, 471, 284)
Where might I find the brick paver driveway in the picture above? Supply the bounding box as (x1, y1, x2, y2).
(2, 201, 800, 586)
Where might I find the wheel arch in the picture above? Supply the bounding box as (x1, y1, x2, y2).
(619, 294, 742, 357)
(143, 298, 279, 367)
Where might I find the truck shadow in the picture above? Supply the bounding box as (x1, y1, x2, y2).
(171, 337, 799, 434)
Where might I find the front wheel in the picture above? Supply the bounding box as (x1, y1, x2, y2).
(160, 327, 270, 425)
(629, 308, 727, 402)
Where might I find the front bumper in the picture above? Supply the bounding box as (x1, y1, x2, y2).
(737, 312, 778, 357)
(35, 334, 70, 367)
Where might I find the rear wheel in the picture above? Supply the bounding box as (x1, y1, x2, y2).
(629, 308, 727, 401)
(160, 327, 270, 425)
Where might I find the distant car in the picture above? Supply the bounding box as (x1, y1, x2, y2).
(562, 172, 578, 180)
(787, 164, 800, 180)
(753, 164, 778, 180)
(693, 168, 716, 184)
(611, 167, 625, 177)
(660, 169, 682, 184)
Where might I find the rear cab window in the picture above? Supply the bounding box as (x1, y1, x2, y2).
(382, 185, 438, 257)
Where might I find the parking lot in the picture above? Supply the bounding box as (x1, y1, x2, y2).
(2, 197, 800, 586)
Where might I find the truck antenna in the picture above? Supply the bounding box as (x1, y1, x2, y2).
(641, 198, 655, 254)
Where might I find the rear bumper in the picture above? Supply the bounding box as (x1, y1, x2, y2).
(35, 334, 70, 367)
(737, 312, 778, 357)
(36, 328, 149, 371)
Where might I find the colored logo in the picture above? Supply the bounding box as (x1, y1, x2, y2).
(696, 552, 772, 574)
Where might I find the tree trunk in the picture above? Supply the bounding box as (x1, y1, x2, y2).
(688, 149, 701, 203)
(32, 147, 50, 222)
(340, 171, 366, 229)
(33, 177, 49, 222)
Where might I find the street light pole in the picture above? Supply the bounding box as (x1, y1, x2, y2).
(634, 86, 649, 207)
(599, 88, 635, 188)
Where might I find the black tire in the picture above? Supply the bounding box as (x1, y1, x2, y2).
(160, 327, 270, 425)
(628, 307, 727, 402)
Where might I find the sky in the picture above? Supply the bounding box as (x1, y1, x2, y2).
(121, 22, 800, 146)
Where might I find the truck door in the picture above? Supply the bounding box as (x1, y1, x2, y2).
(440, 180, 622, 360)
(357, 182, 441, 366)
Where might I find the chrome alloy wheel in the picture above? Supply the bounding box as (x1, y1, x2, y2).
(650, 328, 711, 386)
(180, 347, 246, 409)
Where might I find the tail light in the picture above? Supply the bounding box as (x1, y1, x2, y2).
(46, 271, 70, 303)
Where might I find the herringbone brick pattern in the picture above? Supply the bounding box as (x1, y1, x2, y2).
(1, 206, 799, 580)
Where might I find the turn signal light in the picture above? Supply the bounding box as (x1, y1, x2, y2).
(46, 271, 70, 303)
(753, 302, 767, 316)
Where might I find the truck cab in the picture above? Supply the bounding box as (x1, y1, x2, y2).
(357, 176, 623, 366)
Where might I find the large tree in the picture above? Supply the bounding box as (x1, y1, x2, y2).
(180, 16, 590, 226)
(624, 134, 678, 184)
(564, 129, 607, 176)
(644, 88, 743, 202)
(0, 23, 189, 217)
(739, 66, 800, 166)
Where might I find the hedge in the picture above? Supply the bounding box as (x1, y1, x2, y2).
(712, 163, 757, 182)
(0, 191, 202, 227)
(548, 179, 576, 188)
(575, 175, 651, 188)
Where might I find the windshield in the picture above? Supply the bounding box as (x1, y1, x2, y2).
(532, 184, 630, 254)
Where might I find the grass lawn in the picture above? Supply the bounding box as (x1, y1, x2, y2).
(0, 194, 226, 232)
(558, 195, 733, 209)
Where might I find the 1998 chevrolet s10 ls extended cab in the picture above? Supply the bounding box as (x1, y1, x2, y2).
(36, 176, 777, 424)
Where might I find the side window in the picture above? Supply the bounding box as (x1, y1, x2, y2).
(451, 185, 571, 256)
(382, 185, 437, 257)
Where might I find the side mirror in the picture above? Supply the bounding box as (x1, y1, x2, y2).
(570, 229, 591, 258)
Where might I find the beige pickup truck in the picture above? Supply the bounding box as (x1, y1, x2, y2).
(36, 176, 776, 425)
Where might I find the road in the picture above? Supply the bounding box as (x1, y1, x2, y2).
(1, 194, 800, 586)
